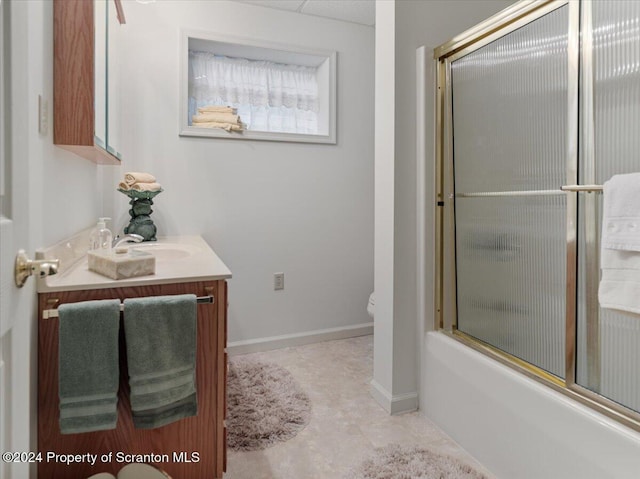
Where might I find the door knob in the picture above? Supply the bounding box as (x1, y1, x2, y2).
(15, 250, 60, 288)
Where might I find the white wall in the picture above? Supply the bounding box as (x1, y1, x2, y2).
(372, 0, 512, 414)
(372, 0, 396, 410)
(23, 1, 103, 249)
(103, 1, 375, 344)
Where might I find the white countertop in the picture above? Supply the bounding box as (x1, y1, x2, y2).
(37, 235, 232, 293)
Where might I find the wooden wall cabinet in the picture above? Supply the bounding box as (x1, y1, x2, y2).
(38, 280, 228, 479)
(53, 0, 125, 164)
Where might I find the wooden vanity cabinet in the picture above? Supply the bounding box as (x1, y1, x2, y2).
(37, 280, 228, 479)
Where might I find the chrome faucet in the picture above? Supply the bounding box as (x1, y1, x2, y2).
(112, 233, 144, 249)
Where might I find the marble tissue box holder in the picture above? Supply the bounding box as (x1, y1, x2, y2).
(87, 249, 156, 280)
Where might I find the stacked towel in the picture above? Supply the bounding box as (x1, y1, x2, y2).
(123, 294, 198, 429)
(194, 112, 240, 124)
(58, 299, 120, 434)
(197, 106, 234, 113)
(192, 105, 243, 132)
(118, 171, 162, 192)
(599, 173, 640, 314)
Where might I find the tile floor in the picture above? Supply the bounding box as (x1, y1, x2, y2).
(225, 335, 494, 478)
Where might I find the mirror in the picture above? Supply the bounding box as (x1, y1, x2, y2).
(53, 0, 125, 163)
(95, 0, 123, 159)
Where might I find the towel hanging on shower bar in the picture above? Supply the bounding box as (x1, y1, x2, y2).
(599, 173, 640, 315)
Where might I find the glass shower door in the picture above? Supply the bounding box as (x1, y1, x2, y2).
(450, 5, 570, 378)
(576, 0, 640, 413)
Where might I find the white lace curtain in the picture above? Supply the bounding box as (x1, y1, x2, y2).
(189, 51, 320, 134)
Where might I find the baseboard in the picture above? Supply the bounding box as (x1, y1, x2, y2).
(370, 379, 418, 415)
(227, 322, 373, 356)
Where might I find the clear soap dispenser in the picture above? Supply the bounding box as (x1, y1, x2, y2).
(89, 217, 113, 251)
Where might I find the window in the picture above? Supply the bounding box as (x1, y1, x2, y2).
(180, 31, 336, 144)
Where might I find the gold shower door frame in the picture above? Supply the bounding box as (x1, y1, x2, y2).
(434, 0, 640, 432)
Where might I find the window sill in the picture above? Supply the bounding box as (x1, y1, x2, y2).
(179, 126, 336, 145)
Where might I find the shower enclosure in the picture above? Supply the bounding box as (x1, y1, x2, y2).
(435, 0, 640, 429)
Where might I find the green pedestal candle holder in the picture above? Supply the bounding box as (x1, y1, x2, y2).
(118, 188, 163, 241)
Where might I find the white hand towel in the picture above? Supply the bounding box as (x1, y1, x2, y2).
(600, 173, 640, 251)
(124, 172, 156, 186)
(598, 173, 640, 314)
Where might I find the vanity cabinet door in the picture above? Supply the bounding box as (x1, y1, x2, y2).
(37, 280, 227, 479)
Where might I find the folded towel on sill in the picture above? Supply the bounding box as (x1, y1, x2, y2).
(192, 121, 243, 132)
(192, 112, 240, 124)
(599, 173, 640, 314)
(58, 299, 120, 434)
(124, 172, 156, 187)
(197, 105, 235, 114)
(123, 294, 198, 429)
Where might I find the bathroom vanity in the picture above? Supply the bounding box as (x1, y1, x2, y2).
(36, 235, 231, 479)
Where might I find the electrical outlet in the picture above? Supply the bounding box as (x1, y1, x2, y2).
(274, 272, 284, 291)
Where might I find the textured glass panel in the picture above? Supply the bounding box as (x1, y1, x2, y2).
(576, 0, 640, 412)
(593, 1, 640, 183)
(451, 6, 568, 194)
(451, 7, 569, 378)
(455, 196, 566, 377)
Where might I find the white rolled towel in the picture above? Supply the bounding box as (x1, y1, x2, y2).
(129, 182, 162, 192)
(124, 172, 156, 186)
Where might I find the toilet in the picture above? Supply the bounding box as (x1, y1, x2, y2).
(367, 292, 375, 318)
(87, 463, 172, 479)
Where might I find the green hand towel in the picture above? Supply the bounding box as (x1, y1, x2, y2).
(123, 294, 197, 429)
(58, 299, 120, 434)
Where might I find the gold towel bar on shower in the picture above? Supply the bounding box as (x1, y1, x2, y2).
(42, 295, 214, 320)
(560, 184, 603, 193)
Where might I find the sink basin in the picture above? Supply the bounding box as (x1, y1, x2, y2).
(129, 242, 202, 261)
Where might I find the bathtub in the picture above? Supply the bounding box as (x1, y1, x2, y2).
(421, 331, 640, 479)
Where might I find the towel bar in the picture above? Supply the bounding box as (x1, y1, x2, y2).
(455, 184, 605, 198)
(42, 295, 214, 319)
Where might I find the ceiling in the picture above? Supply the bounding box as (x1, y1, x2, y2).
(233, 0, 376, 27)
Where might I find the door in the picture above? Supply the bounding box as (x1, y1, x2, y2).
(1, 1, 37, 477)
(448, 3, 572, 379)
(437, 0, 640, 428)
(575, 0, 640, 413)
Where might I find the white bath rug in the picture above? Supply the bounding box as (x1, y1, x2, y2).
(226, 358, 311, 451)
(346, 443, 488, 479)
